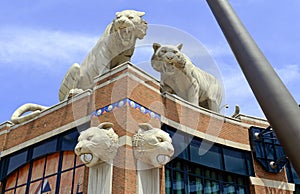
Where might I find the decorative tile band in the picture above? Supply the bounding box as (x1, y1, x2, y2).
(91, 98, 161, 120)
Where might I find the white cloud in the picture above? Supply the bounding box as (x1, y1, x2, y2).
(206, 43, 233, 58)
(0, 26, 98, 71)
(275, 64, 300, 85)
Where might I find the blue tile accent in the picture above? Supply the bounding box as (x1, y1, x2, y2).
(91, 98, 161, 120)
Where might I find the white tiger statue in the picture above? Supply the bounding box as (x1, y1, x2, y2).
(74, 122, 119, 167)
(132, 123, 174, 168)
(151, 43, 222, 112)
(59, 10, 148, 101)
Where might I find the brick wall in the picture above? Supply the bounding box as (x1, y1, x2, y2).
(1, 62, 294, 193)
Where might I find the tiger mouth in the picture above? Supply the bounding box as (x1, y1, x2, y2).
(117, 27, 134, 46)
(80, 153, 93, 164)
(163, 62, 176, 73)
(157, 154, 171, 165)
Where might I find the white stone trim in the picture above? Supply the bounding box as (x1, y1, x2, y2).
(237, 114, 269, 125)
(161, 116, 251, 151)
(94, 71, 160, 94)
(94, 62, 159, 86)
(94, 62, 131, 83)
(0, 121, 14, 130)
(250, 177, 295, 191)
(9, 90, 92, 131)
(1, 116, 90, 157)
(0, 129, 8, 136)
(119, 135, 133, 147)
(163, 93, 253, 128)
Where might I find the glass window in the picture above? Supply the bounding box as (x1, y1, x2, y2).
(190, 140, 222, 169)
(61, 131, 79, 151)
(31, 157, 46, 181)
(172, 171, 185, 193)
(45, 153, 60, 176)
(62, 151, 76, 171)
(4, 171, 17, 190)
(28, 180, 42, 193)
(165, 168, 172, 194)
(223, 148, 247, 175)
(166, 159, 250, 194)
(7, 151, 27, 175)
(73, 166, 85, 194)
(3, 151, 85, 194)
(59, 170, 73, 193)
(163, 124, 254, 176)
(32, 139, 57, 159)
(16, 163, 29, 186)
(162, 125, 192, 160)
(188, 175, 203, 194)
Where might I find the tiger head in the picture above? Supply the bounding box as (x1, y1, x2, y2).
(132, 123, 174, 168)
(74, 122, 119, 167)
(111, 10, 148, 47)
(151, 43, 186, 74)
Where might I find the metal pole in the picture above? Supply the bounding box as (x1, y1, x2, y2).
(206, 0, 300, 176)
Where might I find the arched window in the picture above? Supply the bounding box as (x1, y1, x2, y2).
(3, 151, 85, 194)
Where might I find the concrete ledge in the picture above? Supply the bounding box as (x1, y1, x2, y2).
(9, 90, 92, 131)
(250, 177, 295, 191)
(94, 69, 160, 94)
(161, 116, 251, 151)
(0, 121, 13, 129)
(1, 116, 90, 158)
(164, 93, 253, 129)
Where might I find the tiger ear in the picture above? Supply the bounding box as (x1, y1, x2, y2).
(98, 122, 114, 130)
(153, 43, 161, 52)
(177, 43, 183, 51)
(136, 11, 145, 17)
(138, 123, 153, 131)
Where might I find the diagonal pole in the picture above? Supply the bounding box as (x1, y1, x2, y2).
(206, 0, 300, 176)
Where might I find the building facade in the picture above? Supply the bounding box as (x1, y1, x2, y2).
(0, 62, 299, 193)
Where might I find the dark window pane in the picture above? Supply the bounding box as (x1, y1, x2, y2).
(163, 125, 192, 160)
(166, 158, 250, 194)
(223, 183, 235, 194)
(165, 168, 171, 194)
(188, 167, 202, 176)
(188, 175, 203, 193)
(223, 148, 247, 175)
(245, 153, 254, 176)
(172, 171, 185, 193)
(171, 131, 189, 160)
(7, 151, 27, 174)
(237, 186, 246, 194)
(61, 131, 79, 151)
(32, 139, 57, 159)
(190, 141, 222, 169)
(295, 185, 300, 194)
(204, 179, 220, 194)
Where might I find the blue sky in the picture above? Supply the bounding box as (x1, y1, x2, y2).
(1, 0, 300, 123)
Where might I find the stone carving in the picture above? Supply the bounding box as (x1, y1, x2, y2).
(10, 103, 48, 124)
(151, 43, 223, 112)
(74, 122, 119, 167)
(59, 10, 148, 101)
(132, 123, 174, 168)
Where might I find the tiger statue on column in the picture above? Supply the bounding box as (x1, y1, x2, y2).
(59, 10, 148, 101)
